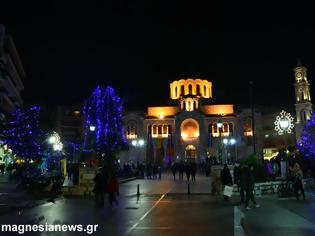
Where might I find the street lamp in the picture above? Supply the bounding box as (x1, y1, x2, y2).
(46, 132, 63, 170)
(274, 110, 294, 179)
(217, 120, 223, 164)
(131, 139, 145, 164)
(222, 138, 237, 164)
(89, 125, 96, 132)
(132, 139, 145, 147)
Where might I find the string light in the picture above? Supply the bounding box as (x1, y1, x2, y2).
(298, 113, 315, 158)
(83, 85, 127, 154)
(2, 106, 42, 159)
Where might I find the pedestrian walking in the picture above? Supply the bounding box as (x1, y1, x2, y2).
(191, 162, 196, 182)
(185, 163, 191, 182)
(244, 165, 260, 210)
(171, 162, 177, 181)
(238, 164, 246, 205)
(290, 163, 306, 200)
(221, 164, 233, 201)
(158, 165, 162, 180)
(93, 167, 107, 208)
(108, 171, 119, 207)
(179, 162, 184, 181)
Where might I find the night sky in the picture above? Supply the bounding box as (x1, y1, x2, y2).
(1, 2, 315, 112)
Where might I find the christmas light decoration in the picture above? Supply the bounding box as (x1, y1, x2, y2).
(298, 113, 315, 158)
(274, 110, 294, 135)
(2, 106, 42, 159)
(83, 86, 127, 155)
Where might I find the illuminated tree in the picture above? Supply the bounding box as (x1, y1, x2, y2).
(298, 113, 315, 158)
(83, 86, 127, 164)
(2, 106, 42, 160)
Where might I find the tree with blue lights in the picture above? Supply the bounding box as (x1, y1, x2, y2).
(298, 113, 315, 158)
(2, 106, 42, 160)
(83, 86, 127, 165)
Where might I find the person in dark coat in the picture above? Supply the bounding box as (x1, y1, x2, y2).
(238, 164, 247, 205)
(93, 168, 107, 207)
(220, 164, 233, 201)
(244, 166, 260, 209)
(191, 162, 196, 182)
(290, 163, 305, 200)
(108, 171, 119, 207)
(185, 163, 191, 182)
(178, 162, 184, 181)
(171, 162, 177, 181)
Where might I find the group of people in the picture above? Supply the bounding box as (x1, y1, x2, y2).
(93, 167, 119, 208)
(219, 164, 260, 210)
(171, 161, 197, 182)
(145, 163, 162, 180)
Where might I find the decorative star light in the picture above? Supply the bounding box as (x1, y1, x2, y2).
(274, 110, 294, 135)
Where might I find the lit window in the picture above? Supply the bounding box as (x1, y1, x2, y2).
(243, 118, 253, 137)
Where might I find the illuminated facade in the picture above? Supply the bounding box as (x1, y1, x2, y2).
(120, 78, 262, 165)
(293, 59, 313, 142)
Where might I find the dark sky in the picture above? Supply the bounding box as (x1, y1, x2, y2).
(1, 2, 315, 112)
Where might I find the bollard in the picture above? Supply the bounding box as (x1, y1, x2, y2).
(137, 184, 140, 197)
(188, 183, 191, 195)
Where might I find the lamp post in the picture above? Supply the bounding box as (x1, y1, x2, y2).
(47, 132, 63, 171)
(217, 120, 223, 164)
(274, 110, 294, 179)
(223, 138, 237, 164)
(131, 139, 145, 164)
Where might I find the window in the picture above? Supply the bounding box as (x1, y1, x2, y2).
(181, 85, 185, 95)
(196, 84, 200, 95)
(152, 125, 157, 135)
(162, 125, 168, 134)
(212, 123, 219, 137)
(228, 123, 234, 136)
(175, 87, 178, 97)
(188, 84, 193, 94)
(243, 118, 253, 136)
(126, 120, 137, 139)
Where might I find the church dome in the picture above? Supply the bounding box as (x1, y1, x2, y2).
(170, 78, 212, 100)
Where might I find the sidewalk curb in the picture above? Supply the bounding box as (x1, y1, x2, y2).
(119, 177, 137, 184)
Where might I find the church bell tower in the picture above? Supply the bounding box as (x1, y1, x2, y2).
(294, 59, 313, 142)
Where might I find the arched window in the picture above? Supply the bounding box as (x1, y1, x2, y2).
(208, 123, 212, 135)
(223, 123, 229, 134)
(204, 85, 207, 96)
(196, 84, 200, 95)
(152, 125, 157, 135)
(194, 100, 198, 110)
(188, 84, 193, 94)
(243, 118, 253, 136)
(175, 86, 178, 97)
(228, 123, 233, 136)
(163, 125, 168, 134)
(158, 125, 162, 135)
(211, 123, 218, 137)
(127, 120, 137, 139)
(181, 85, 185, 96)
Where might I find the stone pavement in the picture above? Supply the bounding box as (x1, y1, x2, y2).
(0, 173, 314, 235)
